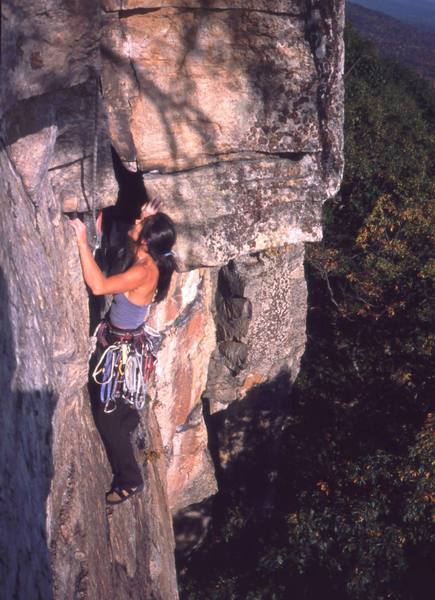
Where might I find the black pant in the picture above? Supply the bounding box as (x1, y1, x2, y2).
(94, 402, 143, 488)
(89, 341, 143, 489)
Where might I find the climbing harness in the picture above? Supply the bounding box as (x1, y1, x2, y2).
(91, 319, 163, 413)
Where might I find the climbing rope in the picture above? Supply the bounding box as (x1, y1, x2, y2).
(91, 320, 163, 413)
(92, 76, 99, 226)
(89, 74, 102, 255)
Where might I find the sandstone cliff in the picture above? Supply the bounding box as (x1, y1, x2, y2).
(0, 1, 344, 598)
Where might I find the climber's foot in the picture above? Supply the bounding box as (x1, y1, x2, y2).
(106, 483, 144, 505)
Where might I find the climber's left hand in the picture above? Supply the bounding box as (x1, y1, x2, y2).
(96, 210, 103, 238)
(69, 218, 88, 246)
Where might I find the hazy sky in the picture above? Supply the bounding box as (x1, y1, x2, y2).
(351, 0, 435, 29)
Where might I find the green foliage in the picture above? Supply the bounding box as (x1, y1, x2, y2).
(178, 26, 435, 600)
(268, 420, 434, 600)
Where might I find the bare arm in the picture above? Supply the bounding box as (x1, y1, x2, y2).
(69, 199, 161, 295)
(76, 240, 153, 296)
(70, 219, 153, 296)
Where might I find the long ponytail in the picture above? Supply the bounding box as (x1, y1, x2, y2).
(137, 213, 177, 302)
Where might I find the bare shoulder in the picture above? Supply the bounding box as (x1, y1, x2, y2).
(135, 253, 158, 273)
(134, 255, 159, 301)
(132, 254, 159, 285)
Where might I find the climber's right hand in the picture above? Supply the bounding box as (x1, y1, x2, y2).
(140, 197, 162, 219)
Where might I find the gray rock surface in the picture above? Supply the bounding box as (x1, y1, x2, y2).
(102, 1, 307, 10)
(205, 245, 308, 412)
(0, 145, 178, 599)
(102, 6, 321, 171)
(1, 0, 100, 115)
(1, 1, 178, 597)
(143, 155, 324, 268)
(3, 81, 117, 212)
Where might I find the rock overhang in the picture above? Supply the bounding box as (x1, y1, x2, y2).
(101, 1, 308, 14)
(142, 154, 325, 268)
(99, 0, 344, 269)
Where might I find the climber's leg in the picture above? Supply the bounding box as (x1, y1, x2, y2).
(113, 403, 143, 488)
(94, 402, 143, 489)
(94, 411, 121, 486)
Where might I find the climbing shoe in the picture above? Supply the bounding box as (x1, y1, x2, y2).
(106, 483, 144, 505)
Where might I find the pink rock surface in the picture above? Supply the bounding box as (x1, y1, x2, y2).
(103, 7, 320, 172)
(150, 269, 218, 511)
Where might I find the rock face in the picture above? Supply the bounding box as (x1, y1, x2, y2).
(0, 1, 344, 598)
(0, 132, 178, 599)
(101, 1, 344, 267)
(102, 5, 321, 171)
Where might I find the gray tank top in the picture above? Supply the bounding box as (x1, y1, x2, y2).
(109, 293, 151, 330)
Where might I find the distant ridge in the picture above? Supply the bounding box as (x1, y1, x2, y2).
(346, 2, 435, 86)
(349, 0, 435, 31)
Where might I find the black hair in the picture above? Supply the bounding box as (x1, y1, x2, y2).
(136, 212, 177, 302)
(103, 221, 136, 277)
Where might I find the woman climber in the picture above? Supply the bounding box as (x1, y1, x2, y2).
(69, 199, 177, 505)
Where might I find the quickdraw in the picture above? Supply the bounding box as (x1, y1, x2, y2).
(91, 319, 163, 413)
